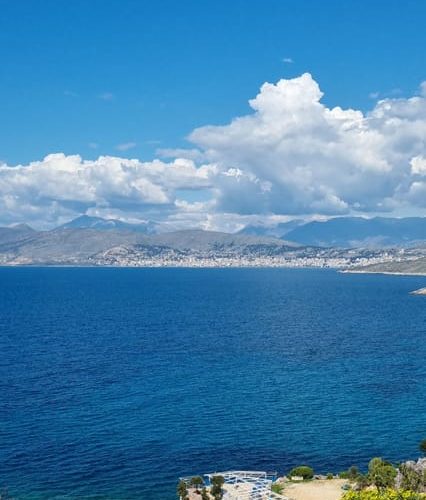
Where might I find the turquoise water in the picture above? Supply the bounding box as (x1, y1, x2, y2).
(0, 268, 425, 499)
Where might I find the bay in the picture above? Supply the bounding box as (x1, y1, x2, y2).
(0, 268, 425, 499)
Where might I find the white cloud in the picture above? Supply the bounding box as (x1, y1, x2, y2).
(188, 73, 426, 216)
(157, 148, 205, 161)
(115, 142, 137, 152)
(0, 154, 215, 228)
(410, 155, 426, 176)
(2, 73, 426, 230)
(282, 57, 294, 64)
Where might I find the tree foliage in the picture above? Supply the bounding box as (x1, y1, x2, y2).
(190, 476, 204, 491)
(368, 458, 397, 491)
(348, 466, 360, 481)
(400, 464, 423, 492)
(177, 480, 189, 500)
(201, 487, 210, 500)
(210, 475, 225, 500)
(399, 463, 426, 493)
(289, 466, 314, 480)
(272, 483, 284, 493)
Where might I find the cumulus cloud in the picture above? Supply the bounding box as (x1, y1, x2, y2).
(1, 73, 426, 230)
(189, 73, 426, 216)
(0, 154, 214, 228)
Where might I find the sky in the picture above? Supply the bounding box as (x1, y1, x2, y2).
(0, 0, 425, 230)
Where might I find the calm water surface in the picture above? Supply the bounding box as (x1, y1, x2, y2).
(0, 268, 425, 499)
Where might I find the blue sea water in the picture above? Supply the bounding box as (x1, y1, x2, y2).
(0, 267, 425, 499)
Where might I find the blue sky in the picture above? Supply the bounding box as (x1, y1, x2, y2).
(0, 0, 425, 229)
(1, 0, 425, 164)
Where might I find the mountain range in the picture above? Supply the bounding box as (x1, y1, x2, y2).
(0, 215, 425, 266)
(0, 219, 302, 266)
(240, 216, 426, 248)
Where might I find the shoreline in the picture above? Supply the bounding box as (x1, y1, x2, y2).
(341, 269, 426, 277)
(0, 263, 339, 269)
(0, 263, 425, 277)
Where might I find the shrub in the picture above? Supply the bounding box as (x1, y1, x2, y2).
(327, 473, 334, 480)
(368, 458, 397, 491)
(348, 466, 360, 481)
(289, 466, 314, 480)
(399, 464, 423, 492)
(272, 483, 284, 494)
(420, 439, 426, 454)
(342, 489, 426, 500)
(356, 474, 372, 490)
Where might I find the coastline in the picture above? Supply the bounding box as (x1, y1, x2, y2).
(0, 262, 339, 269)
(341, 269, 426, 277)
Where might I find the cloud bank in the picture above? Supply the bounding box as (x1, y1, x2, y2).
(1, 73, 426, 230)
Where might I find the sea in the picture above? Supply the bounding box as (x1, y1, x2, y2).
(0, 267, 425, 499)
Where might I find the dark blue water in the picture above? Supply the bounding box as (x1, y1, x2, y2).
(0, 268, 425, 499)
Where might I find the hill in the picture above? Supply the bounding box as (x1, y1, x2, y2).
(0, 224, 36, 246)
(348, 256, 426, 275)
(0, 227, 305, 266)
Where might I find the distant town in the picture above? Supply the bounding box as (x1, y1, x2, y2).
(0, 216, 425, 274)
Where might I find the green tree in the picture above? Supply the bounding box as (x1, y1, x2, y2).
(289, 466, 314, 480)
(177, 480, 189, 500)
(420, 439, 426, 454)
(210, 475, 225, 500)
(190, 476, 204, 492)
(368, 458, 397, 491)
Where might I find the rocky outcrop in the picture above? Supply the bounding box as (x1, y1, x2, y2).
(396, 458, 426, 492)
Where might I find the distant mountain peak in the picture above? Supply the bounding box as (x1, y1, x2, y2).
(59, 215, 157, 234)
(10, 223, 35, 231)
